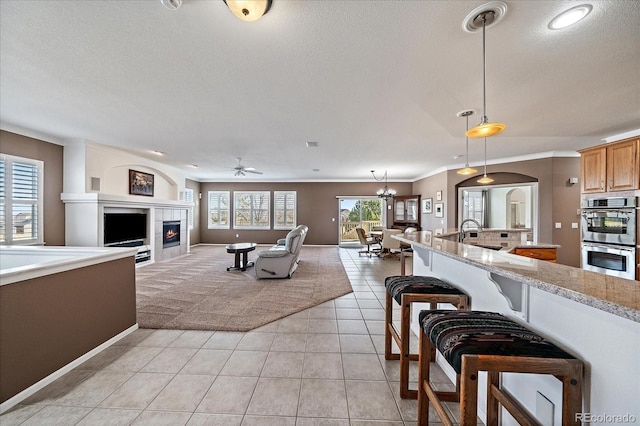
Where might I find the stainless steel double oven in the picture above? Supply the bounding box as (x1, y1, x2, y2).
(580, 196, 637, 280)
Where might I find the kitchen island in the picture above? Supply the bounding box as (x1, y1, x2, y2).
(393, 231, 640, 425)
(0, 246, 138, 413)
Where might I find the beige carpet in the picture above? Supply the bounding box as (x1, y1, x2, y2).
(135, 245, 353, 331)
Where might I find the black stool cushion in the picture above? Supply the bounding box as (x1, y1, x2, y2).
(385, 276, 465, 304)
(419, 310, 575, 374)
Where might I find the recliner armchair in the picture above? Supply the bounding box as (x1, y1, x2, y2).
(255, 225, 308, 279)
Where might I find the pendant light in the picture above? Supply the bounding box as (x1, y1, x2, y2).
(224, 0, 272, 22)
(477, 137, 494, 184)
(371, 170, 396, 200)
(466, 9, 506, 139)
(456, 110, 477, 175)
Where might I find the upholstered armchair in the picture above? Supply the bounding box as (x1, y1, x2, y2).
(356, 227, 381, 257)
(380, 228, 402, 259)
(255, 225, 308, 279)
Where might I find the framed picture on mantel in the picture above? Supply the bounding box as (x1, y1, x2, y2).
(129, 169, 154, 196)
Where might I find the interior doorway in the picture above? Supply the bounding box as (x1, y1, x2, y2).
(338, 197, 384, 245)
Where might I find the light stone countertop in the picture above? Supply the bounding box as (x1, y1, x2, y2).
(393, 231, 640, 323)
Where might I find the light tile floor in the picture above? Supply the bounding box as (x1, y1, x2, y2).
(1, 247, 476, 426)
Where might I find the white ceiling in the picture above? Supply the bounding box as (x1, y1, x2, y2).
(1, 1, 639, 182)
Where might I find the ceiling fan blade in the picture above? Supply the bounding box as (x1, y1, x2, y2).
(245, 169, 263, 174)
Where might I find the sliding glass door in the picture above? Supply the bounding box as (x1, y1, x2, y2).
(338, 197, 384, 245)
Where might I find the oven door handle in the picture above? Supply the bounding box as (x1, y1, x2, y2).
(581, 243, 635, 254)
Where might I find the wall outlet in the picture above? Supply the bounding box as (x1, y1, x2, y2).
(555, 222, 562, 229)
(235, 234, 239, 238)
(571, 222, 578, 229)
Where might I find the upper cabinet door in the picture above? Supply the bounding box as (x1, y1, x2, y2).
(581, 147, 606, 193)
(395, 200, 405, 221)
(406, 199, 417, 221)
(607, 139, 639, 192)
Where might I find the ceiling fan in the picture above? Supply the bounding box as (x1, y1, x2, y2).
(232, 157, 263, 177)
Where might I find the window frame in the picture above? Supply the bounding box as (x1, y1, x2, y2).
(233, 191, 271, 230)
(184, 188, 194, 231)
(207, 190, 230, 229)
(273, 190, 297, 230)
(0, 153, 44, 245)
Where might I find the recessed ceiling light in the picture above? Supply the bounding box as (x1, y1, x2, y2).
(188, 164, 198, 168)
(152, 150, 164, 156)
(312, 168, 320, 172)
(452, 154, 465, 160)
(306, 141, 319, 148)
(548, 4, 592, 30)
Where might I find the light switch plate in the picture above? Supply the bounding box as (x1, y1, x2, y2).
(572, 222, 578, 229)
(555, 222, 562, 228)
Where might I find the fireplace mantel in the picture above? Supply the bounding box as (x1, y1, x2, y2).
(61, 192, 191, 209)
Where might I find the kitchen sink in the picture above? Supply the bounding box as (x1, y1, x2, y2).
(469, 243, 504, 251)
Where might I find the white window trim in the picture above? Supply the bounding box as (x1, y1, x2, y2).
(0, 153, 44, 245)
(234, 191, 271, 230)
(274, 190, 297, 230)
(184, 188, 194, 231)
(207, 190, 230, 229)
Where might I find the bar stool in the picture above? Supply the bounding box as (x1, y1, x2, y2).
(384, 275, 469, 399)
(417, 310, 584, 426)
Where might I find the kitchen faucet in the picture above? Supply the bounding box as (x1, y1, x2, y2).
(458, 218, 482, 243)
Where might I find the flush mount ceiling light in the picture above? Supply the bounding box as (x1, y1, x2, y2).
(371, 170, 396, 201)
(464, 2, 507, 139)
(160, 0, 182, 10)
(549, 4, 593, 30)
(224, 0, 272, 22)
(456, 110, 478, 175)
(477, 137, 494, 184)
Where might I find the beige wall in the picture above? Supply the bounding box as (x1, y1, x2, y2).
(0, 130, 65, 246)
(412, 156, 582, 267)
(198, 181, 413, 245)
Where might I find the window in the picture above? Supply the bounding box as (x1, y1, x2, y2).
(207, 191, 230, 229)
(0, 154, 44, 245)
(274, 191, 297, 229)
(234, 191, 270, 229)
(185, 188, 194, 230)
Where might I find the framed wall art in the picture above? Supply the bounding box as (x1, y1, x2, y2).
(422, 198, 433, 214)
(129, 169, 154, 196)
(434, 202, 444, 218)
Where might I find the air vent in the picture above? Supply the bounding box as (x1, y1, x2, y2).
(306, 141, 319, 148)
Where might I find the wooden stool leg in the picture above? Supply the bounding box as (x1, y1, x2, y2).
(562, 362, 584, 426)
(460, 355, 480, 426)
(417, 330, 431, 426)
(384, 292, 397, 360)
(486, 370, 500, 426)
(400, 294, 415, 399)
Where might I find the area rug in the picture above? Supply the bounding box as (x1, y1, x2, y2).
(135, 245, 353, 331)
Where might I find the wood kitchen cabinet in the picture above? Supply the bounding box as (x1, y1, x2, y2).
(513, 247, 557, 263)
(393, 195, 421, 229)
(578, 137, 639, 193)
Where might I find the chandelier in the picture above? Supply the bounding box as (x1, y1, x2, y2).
(371, 170, 396, 200)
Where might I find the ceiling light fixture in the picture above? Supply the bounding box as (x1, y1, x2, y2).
(456, 110, 477, 175)
(160, 0, 182, 10)
(549, 4, 593, 30)
(371, 170, 396, 201)
(224, 0, 271, 22)
(465, 4, 506, 139)
(477, 137, 494, 184)
(152, 150, 164, 156)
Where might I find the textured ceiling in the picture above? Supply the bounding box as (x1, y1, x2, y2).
(1, 1, 639, 181)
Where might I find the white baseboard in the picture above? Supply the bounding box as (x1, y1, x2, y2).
(0, 323, 138, 414)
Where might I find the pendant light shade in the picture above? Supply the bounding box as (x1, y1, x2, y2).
(457, 110, 477, 175)
(477, 137, 494, 184)
(224, 0, 271, 22)
(466, 10, 506, 139)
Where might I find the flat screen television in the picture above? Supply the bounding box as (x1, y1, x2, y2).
(104, 213, 147, 245)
